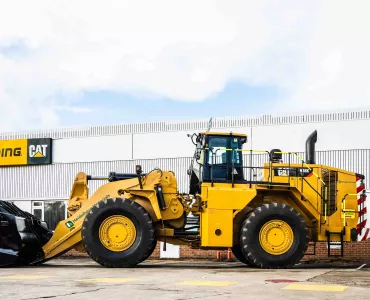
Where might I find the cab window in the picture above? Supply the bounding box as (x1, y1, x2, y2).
(204, 135, 244, 182)
(208, 137, 228, 165)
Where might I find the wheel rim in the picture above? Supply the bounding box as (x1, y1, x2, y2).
(99, 215, 136, 252)
(259, 219, 293, 255)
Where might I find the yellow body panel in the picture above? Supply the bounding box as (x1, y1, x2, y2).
(201, 208, 233, 247)
(204, 183, 257, 210)
(200, 182, 257, 247)
(320, 170, 358, 241)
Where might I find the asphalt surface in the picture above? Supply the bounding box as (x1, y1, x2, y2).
(0, 258, 369, 300)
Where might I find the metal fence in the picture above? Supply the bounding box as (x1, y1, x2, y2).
(0, 149, 369, 200)
(242, 149, 370, 184)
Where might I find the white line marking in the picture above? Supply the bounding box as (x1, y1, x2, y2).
(357, 264, 367, 270)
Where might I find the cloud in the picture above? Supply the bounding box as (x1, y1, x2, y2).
(279, 0, 370, 111)
(0, 0, 369, 131)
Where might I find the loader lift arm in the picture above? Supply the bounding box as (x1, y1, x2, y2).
(42, 168, 184, 262)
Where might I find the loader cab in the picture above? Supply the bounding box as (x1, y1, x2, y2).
(188, 132, 247, 194)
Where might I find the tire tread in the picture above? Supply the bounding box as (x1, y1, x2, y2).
(240, 203, 308, 269)
(82, 198, 156, 268)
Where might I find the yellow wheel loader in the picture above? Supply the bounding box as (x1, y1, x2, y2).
(0, 130, 368, 268)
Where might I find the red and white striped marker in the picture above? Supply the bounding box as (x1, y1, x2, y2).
(356, 176, 369, 241)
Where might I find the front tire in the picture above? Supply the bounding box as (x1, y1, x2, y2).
(240, 203, 308, 269)
(82, 198, 156, 268)
(139, 239, 157, 263)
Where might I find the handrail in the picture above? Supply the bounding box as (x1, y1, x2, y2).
(302, 176, 325, 200)
(207, 147, 326, 185)
(208, 148, 324, 181)
(205, 147, 327, 209)
(324, 186, 328, 222)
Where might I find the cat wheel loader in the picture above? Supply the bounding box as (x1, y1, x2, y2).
(0, 130, 368, 268)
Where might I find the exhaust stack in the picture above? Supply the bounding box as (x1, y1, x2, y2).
(305, 130, 317, 164)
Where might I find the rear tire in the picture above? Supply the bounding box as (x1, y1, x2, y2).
(240, 203, 308, 269)
(82, 198, 156, 268)
(231, 244, 249, 265)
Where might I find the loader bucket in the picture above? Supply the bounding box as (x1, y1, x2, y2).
(0, 201, 53, 267)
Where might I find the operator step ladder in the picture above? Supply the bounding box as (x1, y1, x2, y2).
(325, 230, 345, 257)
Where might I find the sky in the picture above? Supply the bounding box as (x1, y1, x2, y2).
(1, 0, 370, 131)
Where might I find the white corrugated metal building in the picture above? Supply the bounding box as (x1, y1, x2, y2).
(1, 108, 370, 236)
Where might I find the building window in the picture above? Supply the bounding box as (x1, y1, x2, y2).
(32, 201, 44, 220)
(32, 200, 67, 230)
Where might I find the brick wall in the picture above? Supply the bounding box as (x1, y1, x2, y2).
(174, 240, 370, 261)
(302, 240, 370, 261)
(65, 240, 370, 262)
